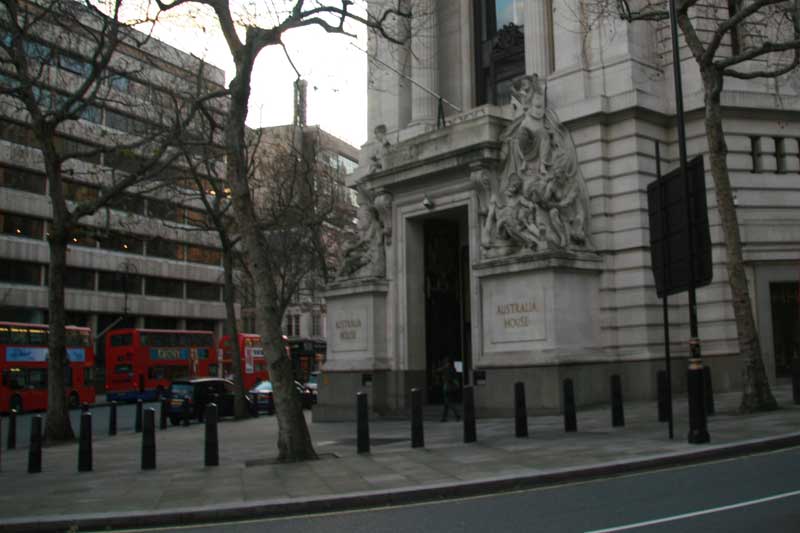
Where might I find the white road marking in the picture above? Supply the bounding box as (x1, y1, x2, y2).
(584, 489, 800, 533)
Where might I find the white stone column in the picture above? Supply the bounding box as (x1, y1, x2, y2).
(410, 0, 438, 127)
(524, 0, 553, 76)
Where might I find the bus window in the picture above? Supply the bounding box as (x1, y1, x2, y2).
(111, 334, 132, 347)
(28, 368, 47, 388)
(84, 367, 95, 384)
(10, 328, 28, 344)
(0, 326, 10, 343)
(64, 366, 72, 387)
(66, 329, 90, 347)
(5, 369, 25, 389)
(29, 329, 48, 345)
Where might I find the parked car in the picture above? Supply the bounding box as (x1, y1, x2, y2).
(304, 372, 319, 405)
(248, 379, 313, 413)
(249, 380, 275, 415)
(167, 378, 254, 425)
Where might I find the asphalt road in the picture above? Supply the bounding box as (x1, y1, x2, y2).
(2, 401, 161, 448)
(114, 446, 800, 533)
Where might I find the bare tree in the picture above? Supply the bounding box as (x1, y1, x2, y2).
(603, 0, 799, 411)
(0, 0, 224, 441)
(169, 98, 255, 419)
(155, 0, 413, 462)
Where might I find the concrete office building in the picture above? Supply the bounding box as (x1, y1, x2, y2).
(317, 0, 800, 419)
(0, 8, 230, 372)
(241, 83, 360, 367)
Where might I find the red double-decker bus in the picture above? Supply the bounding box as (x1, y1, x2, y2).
(0, 322, 96, 413)
(219, 333, 269, 391)
(105, 328, 215, 402)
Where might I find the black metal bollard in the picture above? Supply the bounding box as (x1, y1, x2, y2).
(205, 403, 219, 467)
(160, 399, 168, 430)
(28, 415, 42, 474)
(611, 375, 625, 427)
(657, 371, 669, 422)
(563, 379, 577, 432)
(514, 382, 528, 438)
(78, 411, 92, 472)
(793, 359, 800, 405)
(8, 409, 16, 449)
(135, 399, 143, 433)
(109, 401, 117, 436)
(357, 392, 370, 454)
(411, 388, 424, 448)
(182, 398, 191, 427)
(703, 366, 715, 416)
(141, 408, 156, 470)
(463, 385, 476, 443)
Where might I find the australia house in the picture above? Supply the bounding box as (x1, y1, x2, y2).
(315, 0, 800, 419)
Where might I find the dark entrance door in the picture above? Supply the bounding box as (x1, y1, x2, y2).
(424, 219, 469, 403)
(770, 282, 799, 378)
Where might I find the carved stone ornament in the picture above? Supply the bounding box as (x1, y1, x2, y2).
(368, 124, 391, 174)
(335, 180, 388, 280)
(477, 74, 593, 259)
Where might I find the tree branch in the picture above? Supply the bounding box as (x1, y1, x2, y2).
(703, 0, 790, 64)
(723, 48, 800, 78)
(716, 37, 800, 69)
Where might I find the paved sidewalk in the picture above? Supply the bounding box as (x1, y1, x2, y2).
(1, 384, 800, 532)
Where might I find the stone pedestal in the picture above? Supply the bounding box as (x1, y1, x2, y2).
(472, 251, 606, 414)
(314, 279, 390, 421)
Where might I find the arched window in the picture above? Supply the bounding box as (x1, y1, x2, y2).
(474, 0, 526, 106)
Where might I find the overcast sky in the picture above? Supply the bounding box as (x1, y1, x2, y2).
(136, 2, 369, 148)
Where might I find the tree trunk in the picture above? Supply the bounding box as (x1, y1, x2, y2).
(43, 149, 75, 442)
(701, 67, 777, 413)
(222, 242, 248, 419)
(224, 50, 317, 461)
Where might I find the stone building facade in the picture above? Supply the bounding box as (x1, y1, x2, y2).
(316, 0, 800, 419)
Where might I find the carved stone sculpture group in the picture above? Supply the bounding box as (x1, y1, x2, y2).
(336, 73, 594, 281)
(476, 74, 592, 258)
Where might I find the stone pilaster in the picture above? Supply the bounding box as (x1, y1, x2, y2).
(524, 0, 553, 77)
(410, 0, 438, 127)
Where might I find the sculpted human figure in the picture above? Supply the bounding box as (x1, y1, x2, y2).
(336, 182, 386, 279)
(490, 175, 541, 249)
(368, 124, 391, 174)
(481, 74, 591, 257)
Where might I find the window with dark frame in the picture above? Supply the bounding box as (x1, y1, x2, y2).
(0, 260, 42, 285)
(144, 276, 184, 299)
(750, 136, 762, 173)
(474, 0, 527, 106)
(1, 211, 44, 239)
(64, 267, 95, 290)
(0, 165, 47, 194)
(186, 281, 221, 302)
(775, 137, 786, 173)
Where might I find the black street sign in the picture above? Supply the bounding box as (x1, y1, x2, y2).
(647, 155, 713, 298)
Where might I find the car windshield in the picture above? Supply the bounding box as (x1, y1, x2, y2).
(170, 383, 193, 398)
(307, 374, 318, 385)
(252, 381, 272, 392)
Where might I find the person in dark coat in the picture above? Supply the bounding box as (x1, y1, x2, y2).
(439, 360, 461, 422)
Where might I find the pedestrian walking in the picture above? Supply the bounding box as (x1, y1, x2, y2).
(440, 360, 461, 422)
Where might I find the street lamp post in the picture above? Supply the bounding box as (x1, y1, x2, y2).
(666, 0, 709, 444)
